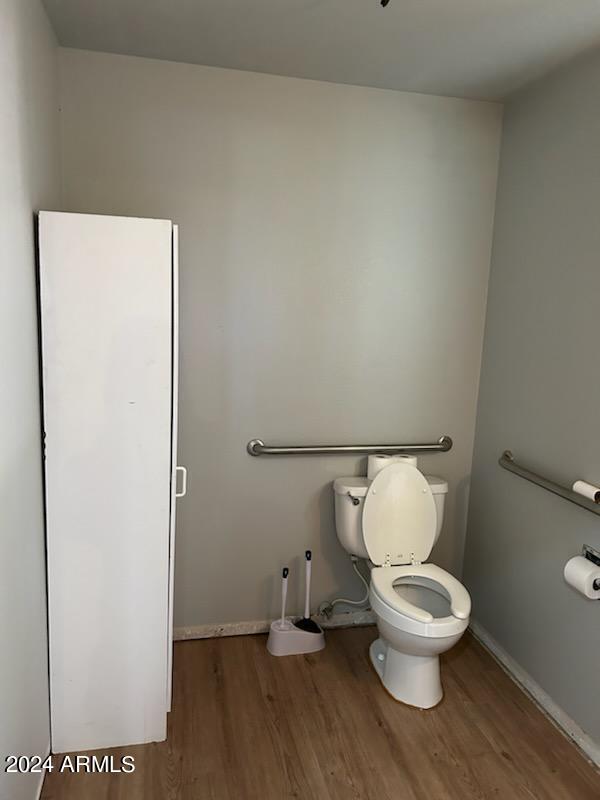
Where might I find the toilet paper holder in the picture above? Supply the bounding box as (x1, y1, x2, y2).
(582, 544, 600, 589)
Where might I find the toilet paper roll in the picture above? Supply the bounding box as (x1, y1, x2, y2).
(367, 453, 418, 480)
(572, 480, 600, 503)
(564, 555, 600, 599)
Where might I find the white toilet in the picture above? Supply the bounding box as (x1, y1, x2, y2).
(333, 459, 471, 709)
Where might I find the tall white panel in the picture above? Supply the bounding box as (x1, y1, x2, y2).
(167, 224, 180, 710)
(39, 212, 173, 752)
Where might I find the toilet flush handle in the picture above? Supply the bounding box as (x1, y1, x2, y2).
(347, 493, 360, 507)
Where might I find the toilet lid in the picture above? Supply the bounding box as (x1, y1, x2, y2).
(362, 462, 437, 566)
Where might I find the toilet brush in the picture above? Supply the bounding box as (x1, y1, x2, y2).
(280, 567, 289, 626)
(294, 551, 321, 634)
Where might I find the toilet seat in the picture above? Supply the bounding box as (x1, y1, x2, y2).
(362, 462, 437, 566)
(370, 563, 471, 638)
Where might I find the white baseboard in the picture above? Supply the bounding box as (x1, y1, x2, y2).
(469, 620, 600, 768)
(174, 609, 376, 641)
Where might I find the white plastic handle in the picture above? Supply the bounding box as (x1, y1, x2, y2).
(305, 553, 312, 619)
(175, 465, 187, 498)
(281, 570, 288, 626)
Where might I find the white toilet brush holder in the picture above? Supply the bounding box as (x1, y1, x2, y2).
(267, 556, 325, 657)
(266, 619, 325, 656)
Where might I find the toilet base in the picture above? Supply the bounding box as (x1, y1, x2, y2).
(369, 638, 443, 709)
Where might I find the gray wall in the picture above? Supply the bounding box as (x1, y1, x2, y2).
(58, 49, 502, 628)
(464, 47, 600, 743)
(0, 2, 60, 799)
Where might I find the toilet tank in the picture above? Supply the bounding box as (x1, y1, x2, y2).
(333, 477, 370, 559)
(333, 474, 448, 559)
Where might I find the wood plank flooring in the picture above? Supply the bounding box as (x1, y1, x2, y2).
(41, 628, 600, 799)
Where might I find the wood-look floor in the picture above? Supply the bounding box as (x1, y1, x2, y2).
(41, 628, 600, 800)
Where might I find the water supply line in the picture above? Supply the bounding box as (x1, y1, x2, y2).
(318, 556, 370, 618)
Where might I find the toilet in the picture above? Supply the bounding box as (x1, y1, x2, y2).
(333, 460, 471, 709)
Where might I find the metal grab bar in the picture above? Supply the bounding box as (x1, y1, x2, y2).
(499, 450, 600, 517)
(247, 435, 453, 457)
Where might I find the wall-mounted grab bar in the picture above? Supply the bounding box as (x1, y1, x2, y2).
(247, 435, 453, 457)
(499, 450, 600, 517)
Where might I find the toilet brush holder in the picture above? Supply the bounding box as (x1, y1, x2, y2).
(267, 555, 325, 656)
(267, 619, 325, 657)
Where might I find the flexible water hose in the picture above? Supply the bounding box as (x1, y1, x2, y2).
(318, 556, 370, 617)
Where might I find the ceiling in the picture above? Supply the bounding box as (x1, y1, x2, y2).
(43, 0, 600, 101)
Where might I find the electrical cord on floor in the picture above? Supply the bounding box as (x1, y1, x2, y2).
(318, 556, 370, 619)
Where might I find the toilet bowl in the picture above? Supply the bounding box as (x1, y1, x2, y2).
(369, 563, 470, 707)
(333, 461, 471, 709)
